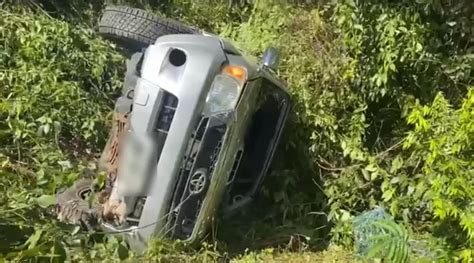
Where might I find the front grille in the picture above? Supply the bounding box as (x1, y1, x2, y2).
(154, 92, 178, 163)
(126, 90, 178, 225)
(167, 116, 227, 239)
(156, 92, 178, 133)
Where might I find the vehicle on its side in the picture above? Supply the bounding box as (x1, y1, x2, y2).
(55, 5, 291, 251)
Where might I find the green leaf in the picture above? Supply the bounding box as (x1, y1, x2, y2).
(354, 24, 363, 31)
(51, 241, 68, 262)
(7, 246, 41, 259)
(388, 238, 398, 261)
(117, 242, 129, 260)
(377, 14, 388, 22)
(340, 210, 351, 222)
(43, 123, 50, 134)
(93, 171, 107, 190)
(366, 239, 390, 259)
(71, 226, 81, 236)
(26, 228, 43, 250)
(401, 240, 409, 263)
(370, 171, 379, 181)
(415, 42, 422, 52)
(390, 156, 403, 173)
(35, 195, 56, 208)
(365, 164, 377, 172)
(446, 21, 456, 27)
(57, 160, 72, 170)
(362, 169, 371, 181)
(382, 188, 395, 202)
(390, 177, 400, 184)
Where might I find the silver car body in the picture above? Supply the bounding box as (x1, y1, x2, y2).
(101, 34, 290, 251)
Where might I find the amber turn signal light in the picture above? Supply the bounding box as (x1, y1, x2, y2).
(222, 65, 247, 83)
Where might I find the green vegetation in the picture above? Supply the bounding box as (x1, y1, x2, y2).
(1, 0, 472, 262)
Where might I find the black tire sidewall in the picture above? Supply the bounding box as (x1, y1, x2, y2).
(98, 6, 197, 52)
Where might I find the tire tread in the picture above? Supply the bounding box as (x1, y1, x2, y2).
(98, 5, 196, 49)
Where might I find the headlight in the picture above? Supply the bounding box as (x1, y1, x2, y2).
(203, 65, 247, 115)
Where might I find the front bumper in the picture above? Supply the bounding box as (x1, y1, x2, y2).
(103, 35, 233, 250)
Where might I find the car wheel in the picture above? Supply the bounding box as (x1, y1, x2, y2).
(56, 178, 94, 204)
(98, 5, 198, 52)
(55, 177, 99, 228)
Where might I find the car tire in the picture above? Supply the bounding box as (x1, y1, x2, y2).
(55, 177, 99, 228)
(56, 177, 94, 205)
(98, 5, 198, 51)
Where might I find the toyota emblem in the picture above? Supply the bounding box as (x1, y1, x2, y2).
(189, 170, 207, 195)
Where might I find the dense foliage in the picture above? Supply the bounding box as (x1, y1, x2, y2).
(222, 2, 473, 261)
(0, 0, 472, 262)
(0, 5, 125, 261)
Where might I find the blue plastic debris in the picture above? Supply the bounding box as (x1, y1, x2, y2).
(352, 206, 392, 256)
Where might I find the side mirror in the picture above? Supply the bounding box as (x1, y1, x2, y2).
(261, 46, 280, 70)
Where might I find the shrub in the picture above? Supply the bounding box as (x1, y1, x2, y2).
(0, 6, 123, 260)
(221, 1, 473, 260)
(0, 0, 472, 261)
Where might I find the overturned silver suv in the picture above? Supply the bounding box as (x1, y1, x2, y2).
(55, 6, 291, 251)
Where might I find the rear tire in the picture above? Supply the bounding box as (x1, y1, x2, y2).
(56, 178, 94, 205)
(98, 5, 198, 51)
(55, 178, 99, 228)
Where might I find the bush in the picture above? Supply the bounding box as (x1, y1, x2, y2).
(326, 2, 473, 260)
(0, 0, 472, 261)
(0, 6, 124, 162)
(221, 1, 473, 260)
(0, 6, 124, 260)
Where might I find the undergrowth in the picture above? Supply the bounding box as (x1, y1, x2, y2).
(0, 0, 473, 262)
